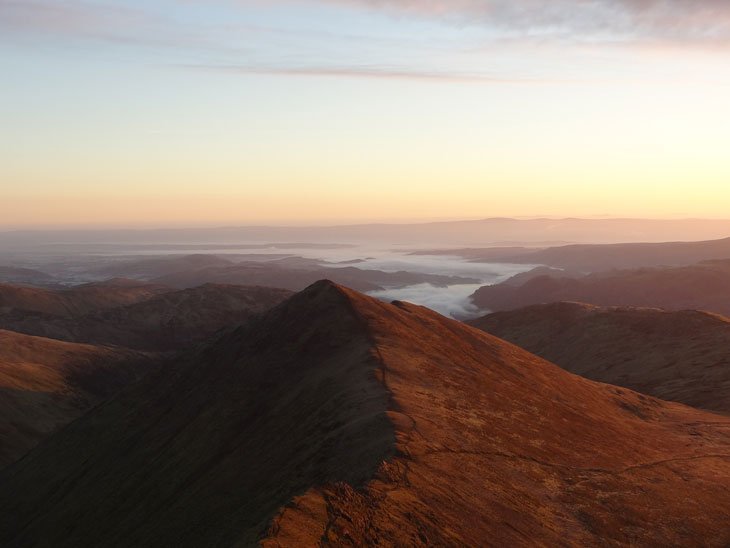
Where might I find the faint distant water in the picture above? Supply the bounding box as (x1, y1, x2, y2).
(315, 250, 536, 319)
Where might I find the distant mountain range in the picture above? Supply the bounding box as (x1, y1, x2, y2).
(4, 217, 730, 247)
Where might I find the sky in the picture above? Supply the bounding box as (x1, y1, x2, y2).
(2, 0, 730, 228)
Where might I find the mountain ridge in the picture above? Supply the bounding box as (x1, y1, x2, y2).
(2, 281, 730, 546)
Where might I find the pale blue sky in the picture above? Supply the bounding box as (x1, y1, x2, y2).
(2, 1, 730, 227)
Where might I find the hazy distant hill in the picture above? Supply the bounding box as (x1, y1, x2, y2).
(417, 235, 730, 272)
(471, 259, 730, 315)
(0, 266, 56, 286)
(0, 284, 293, 351)
(471, 302, 730, 413)
(2, 282, 730, 546)
(151, 262, 478, 292)
(490, 236, 730, 271)
(90, 254, 235, 279)
(0, 279, 170, 317)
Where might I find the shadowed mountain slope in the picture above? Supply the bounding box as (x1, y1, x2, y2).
(0, 281, 395, 547)
(0, 284, 293, 351)
(2, 282, 730, 546)
(0, 330, 154, 467)
(471, 302, 730, 414)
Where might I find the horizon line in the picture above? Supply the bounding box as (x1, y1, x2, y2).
(4, 216, 730, 233)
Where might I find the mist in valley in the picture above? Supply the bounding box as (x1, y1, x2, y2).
(0, 235, 540, 318)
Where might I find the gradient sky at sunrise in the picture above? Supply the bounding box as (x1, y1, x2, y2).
(2, 0, 730, 227)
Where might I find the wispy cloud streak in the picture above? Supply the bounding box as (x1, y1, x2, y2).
(305, 0, 730, 46)
(186, 63, 552, 83)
